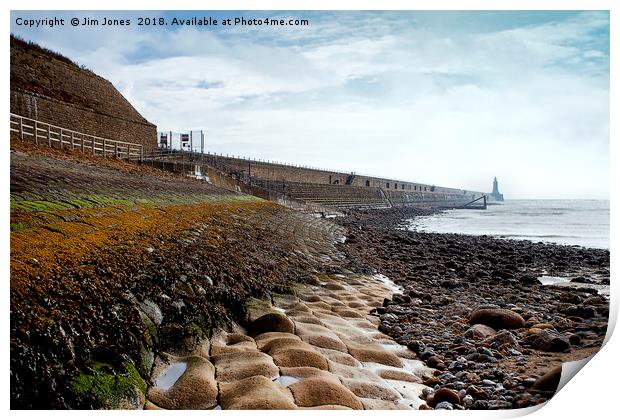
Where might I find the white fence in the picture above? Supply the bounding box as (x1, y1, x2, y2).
(10, 113, 144, 161)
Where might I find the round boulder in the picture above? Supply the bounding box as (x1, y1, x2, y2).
(468, 308, 526, 330)
(428, 387, 461, 407)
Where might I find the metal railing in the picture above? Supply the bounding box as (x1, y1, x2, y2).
(10, 113, 144, 161)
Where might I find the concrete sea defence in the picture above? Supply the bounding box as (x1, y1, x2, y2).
(145, 151, 483, 210)
(10, 141, 342, 408)
(146, 274, 434, 410)
(10, 140, 610, 409)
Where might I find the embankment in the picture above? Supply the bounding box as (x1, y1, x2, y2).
(10, 141, 339, 408)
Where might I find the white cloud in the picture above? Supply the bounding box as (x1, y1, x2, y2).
(11, 11, 609, 198)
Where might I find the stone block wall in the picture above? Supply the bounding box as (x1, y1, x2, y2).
(10, 36, 157, 150)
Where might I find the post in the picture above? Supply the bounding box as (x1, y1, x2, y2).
(127, 144, 130, 159)
(71, 132, 75, 150)
(19, 117, 23, 140)
(190, 130, 193, 154)
(140, 146, 144, 162)
(47, 125, 51, 147)
(103, 139, 107, 157)
(34, 121, 38, 144)
(92, 136, 96, 155)
(201, 130, 204, 155)
(169, 131, 172, 151)
(60, 129, 63, 149)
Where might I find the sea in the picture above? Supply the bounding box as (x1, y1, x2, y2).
(408, 199, 610, 250)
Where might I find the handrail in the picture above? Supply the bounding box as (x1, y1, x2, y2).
(9, 113, 144, 161)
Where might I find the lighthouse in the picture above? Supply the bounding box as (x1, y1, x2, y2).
(490, 177, 504, 202)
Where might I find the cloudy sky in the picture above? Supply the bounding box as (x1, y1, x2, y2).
(11, 11, 609, 198)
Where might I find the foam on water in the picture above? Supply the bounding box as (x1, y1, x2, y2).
(409, 199, 609, 249)
(372, 273, 403, 295)
(538, 275, 570, 286)
(538, 275, 609, 296)
(154, 362, 187, 390)
(273, 375, 300, 386)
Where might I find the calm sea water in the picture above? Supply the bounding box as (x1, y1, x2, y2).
(408, 199, 610, 250)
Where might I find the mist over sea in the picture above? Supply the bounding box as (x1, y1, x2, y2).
(408, 199, 610, 250)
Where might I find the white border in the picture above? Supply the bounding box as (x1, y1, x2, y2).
(2, 1, 616, 419)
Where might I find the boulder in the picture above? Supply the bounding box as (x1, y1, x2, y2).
(468, 308, 525, 330)
(464, 324, 496, 341)
(428, 387, 461, 407)
(481, 330, 518, 349)
(525, 330, 571, 352)
(531, 365, 562, 394)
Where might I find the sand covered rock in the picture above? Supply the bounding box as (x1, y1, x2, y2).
(468, 308, 526, 330)
(219, 375, 297, 410)
(249, 313, 295, 336)
(213, 351, 279, 383)
(288, 315, 325, 326)
(210, 333, 257, 356)
(375, 368, 421, 383)
(144, 400, 165, 410)
(300, 334, 348, 352)
(147, 356, 218, 409)
(360, 398, 411, 410)
(254, 332, 301, 349)
(299, 404, 352, 409)
(271, 348, 329, 370)
(316, 347, 362, 367)
(345, 341, 404, 368)
(340, 378, 402, 401)
(279, 366, 340, 381)
(328, 362, 385, 382)
(288, 377, 363, 409)
(261, 337, 313, 354)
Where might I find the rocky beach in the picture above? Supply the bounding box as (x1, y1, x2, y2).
(337, 208, 609, 409)
(10, 141, 609, 410)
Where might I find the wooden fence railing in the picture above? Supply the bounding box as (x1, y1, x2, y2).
(9, 113, 144, 161)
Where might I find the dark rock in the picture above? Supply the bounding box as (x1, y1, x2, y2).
(481, 330, 518, 349)
(525, 330, 571, 352)
(463, 324, 495, 341)
(471, 400, 489, 409)
(427, 355, 443, 368)
(429, 387, 461, 407)
(488, 400, 513, 410)
(434, 401, 454, 410)
(531, 365, 562, 394)
(466, 385, 488, 400)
